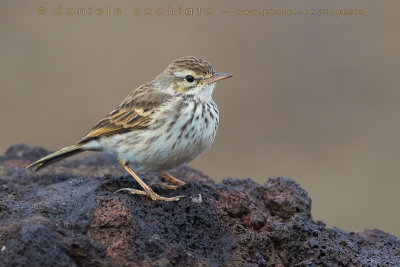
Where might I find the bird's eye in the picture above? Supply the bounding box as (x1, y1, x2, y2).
(185, 75, 195, 83)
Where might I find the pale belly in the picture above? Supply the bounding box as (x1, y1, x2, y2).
(95, 100, 219, 172)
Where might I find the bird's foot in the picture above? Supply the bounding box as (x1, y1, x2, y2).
(115, 188, 184, 202)
(160, 172, 186, 186)
(152, 182, 178, 190)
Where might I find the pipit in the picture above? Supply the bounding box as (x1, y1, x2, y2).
(26, 56, 232, 201)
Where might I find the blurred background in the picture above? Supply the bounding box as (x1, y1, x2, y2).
(1, 0, 400, 236)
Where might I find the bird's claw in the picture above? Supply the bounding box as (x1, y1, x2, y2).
(115, 187, 184, 202)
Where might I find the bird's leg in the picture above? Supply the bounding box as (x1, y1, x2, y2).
(116, 160, 183, 202)
(160, 172, 186, 186)
(154, 172, 186, 190)
(152, 183, 179, 190)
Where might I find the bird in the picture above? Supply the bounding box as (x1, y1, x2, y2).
(26, 56, 232, 201)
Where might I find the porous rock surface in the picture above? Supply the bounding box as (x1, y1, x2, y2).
(0, 144, 399, 266)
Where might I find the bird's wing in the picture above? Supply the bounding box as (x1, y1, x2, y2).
(78, 84, 171, 144)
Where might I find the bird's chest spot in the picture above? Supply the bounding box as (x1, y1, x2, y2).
(174, 101, 219, 148)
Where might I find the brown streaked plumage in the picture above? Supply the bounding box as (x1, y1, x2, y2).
(26, 56, 232, 201)
(80, 83, 170, 142)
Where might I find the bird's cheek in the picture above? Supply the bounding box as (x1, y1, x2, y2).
(171, 81, 185, 93)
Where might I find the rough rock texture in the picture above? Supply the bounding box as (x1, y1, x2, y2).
(1, 144, 399, 266)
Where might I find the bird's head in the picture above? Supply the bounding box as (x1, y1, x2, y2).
(155, 56, 232, 100)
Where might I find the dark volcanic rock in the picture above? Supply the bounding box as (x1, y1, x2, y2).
(0, 144, 399, 266)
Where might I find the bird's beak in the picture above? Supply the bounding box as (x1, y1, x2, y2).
(202, 73, 233, 84)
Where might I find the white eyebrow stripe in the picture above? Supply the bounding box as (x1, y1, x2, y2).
(174, 70, 197, 77)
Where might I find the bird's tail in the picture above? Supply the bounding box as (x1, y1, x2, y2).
(25, 144, 84, 171)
